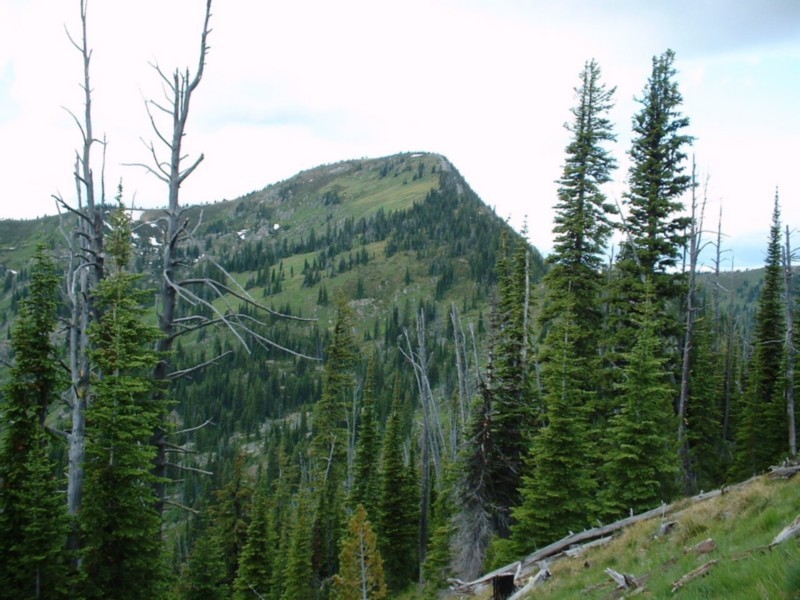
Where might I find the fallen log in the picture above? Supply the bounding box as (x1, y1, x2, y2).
(671, 560, 718, 593)
(768, 462, 800, 479)
(508, 564, 551, 600)
(770, 514, 800, 547)
(565, 535, 614, 558)
(685, 538, 716, 555)
(605, 567, 643, 590)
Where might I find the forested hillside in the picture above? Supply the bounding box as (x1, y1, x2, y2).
(1, 2, 798, 599)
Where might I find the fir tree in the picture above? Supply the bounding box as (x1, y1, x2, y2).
(618, 49, 692, 299)
(310, 297, 358, 591)
(177, 520, 230, 600)
(233, 483, 275, 600)
(282, 494, 316, 600)
(351, 354, 381, 518)
(80, 203, 165, 599)
(0, 244, 70, 598)
(376, 393, 419, 593)
(512, 303, 596, 552)
(452, 381, 495, 580)
(733, 193, 787, 477)
(602, 284, 678, 518)
(543, 58, 617, 355)
(208, 452, 254, 586)
(312, 296, 358, 481)
(486, 234, 534, 536)
(685, 307, 726, 491)
(333, 504, 387, 600)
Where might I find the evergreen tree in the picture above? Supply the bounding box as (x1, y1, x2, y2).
(611, 49, 692, 357)
(733, 194, 787, 477)
(312, 296, 358, 480)
(333, 504, 387, 600)
(80, 204, 165, 599)
(177, 519, 230, 600)
(685, 306, 726, 491)
(310, 297, 359, 592)
(351, 354, 381, 518)
(208, 452, 254, 586)
(512, 303, 596, 552)
(282, 494, 316, 600)
(0, 245, 70, 598)
(452, 381, 495, 580)
(376, 393, 419, 594)
(542, 58, 617, 356)
(618, 49, 692, 299)
(602, 284, 678, 518)
(486, 234, 534, 536)
(233, 483, 275, 600)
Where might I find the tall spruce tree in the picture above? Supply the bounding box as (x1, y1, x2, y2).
(733, 193, 787, 477)
(282, 493, 315, 600)
(351, 354, 381, 519)
(542, 58, 617, 355)
(512, 303, 596, 552)
(602, 283, 678, 518)
(619, 49, 692, 293)
(485, 234, 534, 536)
(80, 203, 165, 599)
(376, 390, 419, 594)
(233, 482, 275, 600)
(612, 49, 692, 352)
(310, 297, 359, 591)
(0, 244, 70, 598)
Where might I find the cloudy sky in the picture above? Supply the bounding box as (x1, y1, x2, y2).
(1, 0, 799, 268)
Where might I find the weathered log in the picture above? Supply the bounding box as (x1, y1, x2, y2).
(686, 538, 716, 555)
(768, 463, 800, 479)
(671, 560, 718, 592)
(605, 568, 642, 590)
(770, 514, 800, 547)
(508, 565, 551, 600)
(565, 535, 613, 557)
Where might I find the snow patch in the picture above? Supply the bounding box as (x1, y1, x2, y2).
(273, 223, 280, 231)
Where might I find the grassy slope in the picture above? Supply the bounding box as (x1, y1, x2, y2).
(488, 474, 800, 599)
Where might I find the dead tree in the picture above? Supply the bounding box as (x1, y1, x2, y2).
(54, 0, 106, 518)
(401, 312, 445, 572)
(129, 0, 316, 514)
(677, 161, 708, 493)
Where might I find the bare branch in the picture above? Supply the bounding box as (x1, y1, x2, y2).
(167, 351, 233, 379)
(173, 418, 215, 436)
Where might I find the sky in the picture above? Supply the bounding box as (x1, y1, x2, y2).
(1, 0, 799, 269)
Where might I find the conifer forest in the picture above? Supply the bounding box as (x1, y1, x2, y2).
(1, 1, 798, 599)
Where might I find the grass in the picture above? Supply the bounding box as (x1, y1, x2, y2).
(507, 475, 800, 599)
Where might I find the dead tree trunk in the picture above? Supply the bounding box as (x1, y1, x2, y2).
(401, 312, 445, 576)
(678, 161, 706, 493)
(58, 0, 106, 519)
